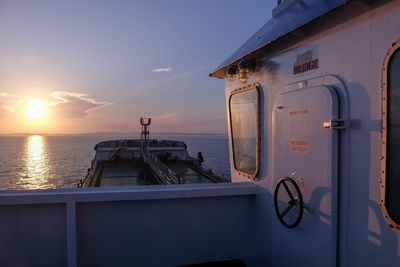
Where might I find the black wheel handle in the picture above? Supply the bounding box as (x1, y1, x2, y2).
(273, 177, 304, 228)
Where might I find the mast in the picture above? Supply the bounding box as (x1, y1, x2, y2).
(140, 117, 151, 149)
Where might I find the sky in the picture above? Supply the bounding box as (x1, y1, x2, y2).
(0, 0, 275, 134)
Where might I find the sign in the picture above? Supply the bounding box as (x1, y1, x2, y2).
(290, 139, 309, 153)
(289, 109, 309, 116)
(293, 50, 318, 75)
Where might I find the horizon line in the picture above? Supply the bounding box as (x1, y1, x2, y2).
(0, 131, 228, 136)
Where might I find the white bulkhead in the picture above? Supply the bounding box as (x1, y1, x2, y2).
(211, 0, 400, 266)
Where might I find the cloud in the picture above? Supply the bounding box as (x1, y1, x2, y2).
(0, 103, 5, 118)
(0, 92, 17, 98)
(0, 102, 13, 120)
(0, 90, 112, 120)
(140, 66, 209, 91)
(49, 91, 112, 119)
(151, 113, 179, 120)
(152, 68, 172, 73)
(0, 92, 23, 114)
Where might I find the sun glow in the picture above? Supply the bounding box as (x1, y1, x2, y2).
(26, 100, 46, 119)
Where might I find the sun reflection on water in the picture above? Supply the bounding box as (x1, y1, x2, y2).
(20, 135, 51, 189)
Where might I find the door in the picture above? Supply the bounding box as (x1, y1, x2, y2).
(271, 85, 339, 267)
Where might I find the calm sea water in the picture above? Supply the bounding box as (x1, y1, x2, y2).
(0, 134, 230, 190)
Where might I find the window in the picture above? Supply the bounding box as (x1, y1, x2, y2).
(382, 42, 400, 229)
(229, 84, 260, 179)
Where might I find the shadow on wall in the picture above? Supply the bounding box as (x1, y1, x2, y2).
(344, 81, 398, 266)
(265, 77, 399, 266)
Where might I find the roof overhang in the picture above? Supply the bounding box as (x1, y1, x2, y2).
(209, 0, 356, 79)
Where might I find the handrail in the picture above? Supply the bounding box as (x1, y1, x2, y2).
(187, 160, 229, 182)
(80, 162, 98, 187)
(142, 150, 185, 184)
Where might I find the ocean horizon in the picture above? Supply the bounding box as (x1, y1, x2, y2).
(0, 132, 228, 136)
(0, 134, 230, 190)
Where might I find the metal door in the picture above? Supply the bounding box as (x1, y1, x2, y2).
(271, 85, 339, 267)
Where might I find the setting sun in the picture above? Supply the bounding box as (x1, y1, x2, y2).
(26, 100, 46, 119)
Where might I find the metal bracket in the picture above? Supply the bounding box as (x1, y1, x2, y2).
(323, 119, 346, 129)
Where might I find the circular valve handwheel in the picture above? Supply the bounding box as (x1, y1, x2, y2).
(273, 177, 304, 228)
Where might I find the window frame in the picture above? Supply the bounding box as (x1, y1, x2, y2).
(228, 83, 261, 180)
(381, 41, 400, 230)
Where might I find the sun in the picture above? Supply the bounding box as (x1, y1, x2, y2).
(26, 100, 46, 119)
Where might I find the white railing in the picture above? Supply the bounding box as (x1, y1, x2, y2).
(0, 183, 259, 267)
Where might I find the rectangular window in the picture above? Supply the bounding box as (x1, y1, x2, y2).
(229, 84, 259, 179)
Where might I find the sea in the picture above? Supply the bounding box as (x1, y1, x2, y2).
(0, 134, 230, 190)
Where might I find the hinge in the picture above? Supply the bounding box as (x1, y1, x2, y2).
(323, 119, 346, 130)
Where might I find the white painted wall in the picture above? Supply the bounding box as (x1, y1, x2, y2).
(224, 1, 400, 266)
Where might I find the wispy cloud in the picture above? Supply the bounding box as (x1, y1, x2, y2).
(49, 91, 113, 119)
(152, 68, 172, 73)
(0, 101, 16, 119)
(151, 112, 179, 120)
(140, 66, 209, 91)
(0, 92, 22, 98)
(0, 90, 112, 120)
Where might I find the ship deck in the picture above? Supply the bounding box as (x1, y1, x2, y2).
(99, 161, 150, 187)
(166, 160, 216, 184)
(96, 159, 216, 186)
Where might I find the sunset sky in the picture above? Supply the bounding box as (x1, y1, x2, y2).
(0, 0, 274, 134)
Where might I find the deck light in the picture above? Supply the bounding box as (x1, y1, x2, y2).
(226, 65, 238, 81)
(238, 59, 256, 84)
